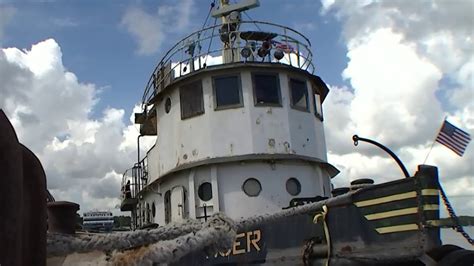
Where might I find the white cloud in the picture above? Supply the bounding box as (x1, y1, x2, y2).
(121, 7, 163, 55)
(121, 0, 195, 55)
(1, 39, 155, 214)
(321, 0, 474, 215)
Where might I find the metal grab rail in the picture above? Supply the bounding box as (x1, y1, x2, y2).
(141, 20, 315, 107)
(121, 157, 148, 200)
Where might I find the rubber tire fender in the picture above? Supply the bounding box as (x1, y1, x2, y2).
(438, 249, 474, 266)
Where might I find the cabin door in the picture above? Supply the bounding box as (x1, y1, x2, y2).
(171, 186, 185, 222)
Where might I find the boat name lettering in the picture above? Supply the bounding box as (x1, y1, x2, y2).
(214, 229, 262, 257)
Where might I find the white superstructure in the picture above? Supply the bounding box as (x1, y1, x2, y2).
(83, 211, 114, 232)
(121, 0, 338, 229)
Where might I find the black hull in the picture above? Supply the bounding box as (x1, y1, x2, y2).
(178, 165, 442, 265)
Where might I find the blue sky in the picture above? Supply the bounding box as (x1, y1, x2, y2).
(0, 0, 473, 221)
(2, 0, 347, 116)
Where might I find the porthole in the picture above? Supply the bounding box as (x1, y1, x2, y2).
(243, 178, 262, 197)
(198, 182, 212, 201)
(152, 202, 156, 218)
(165, 97, 171, 113)
(286, 178, 301, 196)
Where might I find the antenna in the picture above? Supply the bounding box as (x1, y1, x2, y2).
(211, 0, 259, 18)
(212, 0, 260, 63)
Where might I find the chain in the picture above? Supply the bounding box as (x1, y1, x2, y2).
(438, 183, 474, 246)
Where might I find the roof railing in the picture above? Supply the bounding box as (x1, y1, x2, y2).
(120, 157, 148, 201)
(141, 20, 315, 107)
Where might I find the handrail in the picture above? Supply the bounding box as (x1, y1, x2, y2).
(121, 155, 149, 200)
(352, 135, 410, 178)
(141, 20, 316, 109)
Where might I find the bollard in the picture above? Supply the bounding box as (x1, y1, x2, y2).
(47, 201, 80, 234)
(0, 110, 24, 266)
(350, 178, 375, 191)
(21, 144, 47, 265)
(331, 187, 350, 197)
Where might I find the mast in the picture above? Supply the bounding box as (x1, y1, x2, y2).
(212, 0, 260, 63)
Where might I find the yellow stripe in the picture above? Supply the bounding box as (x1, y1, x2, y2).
(354, 189, 439, 207)
(365, 207, 418, 220)
(423, 204, 439, 211)
(354, 192, 416, 207)
(375, 224, 419, 234)
(364, 204, 439, 220)
(426, 220, 441, 226)
(421, 189, 439, 196)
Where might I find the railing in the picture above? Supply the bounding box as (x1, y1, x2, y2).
(121, 157, 148, 201)
(141, 20, 315, 107)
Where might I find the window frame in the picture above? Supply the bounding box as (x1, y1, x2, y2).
(312, 87, 324, 121)
(252, 72, 282, 107)
(164, 97, 172, 114)
(212, 73, 244, 110)
(289, 77, 310, 112)
(179, 79, 204, 120)
(197, 182, 213, 202)
(242, 177, 262, 197)
(286, 177, 302, 196)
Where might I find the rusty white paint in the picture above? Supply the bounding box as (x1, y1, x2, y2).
(215, 160, 330, 219)
(134, 67, 335, 225)
(147, 69, 329, 184)
(171, 186, 185, 222)
(137, 159, 331, 223)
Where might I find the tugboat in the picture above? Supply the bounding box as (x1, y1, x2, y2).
(120, 0, 473, 264)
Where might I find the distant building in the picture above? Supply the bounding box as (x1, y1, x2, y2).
(82, 211, 114, 232)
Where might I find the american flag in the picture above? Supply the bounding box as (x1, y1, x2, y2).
(435, 120, 471, 156)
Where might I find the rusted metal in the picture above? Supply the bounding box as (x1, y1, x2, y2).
(47, 201, 80, 234)
(302, 238, 315, 265)
(0, 110, 47, 266)
(21, 143, 47, 266)
(0, 110, 24, 265)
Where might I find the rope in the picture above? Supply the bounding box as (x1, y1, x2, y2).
(47, 193, 353, 263)
(438, 182, 474, 246)
(242, 11, 262, 31)
(201, 1, 216, 31)
(46, 178, 470, 265)
(110, 213, 236, 265)
(47, 218, 203, 257)
(235, 193, 350, 232)
(313, 205, 330, 266)
(203, 17, 218, 67)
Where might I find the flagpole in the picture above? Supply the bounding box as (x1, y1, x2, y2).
(423, 116, 447, 164)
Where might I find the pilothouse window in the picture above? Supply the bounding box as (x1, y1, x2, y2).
(290, 78, 309, 111)
(213, 74, 243, 109)
(252, 73, 281, 106)
(313, 88, 323, 121)
(180, 80, 204, 119)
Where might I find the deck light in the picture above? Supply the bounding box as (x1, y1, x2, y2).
(274, 48, 284, 60)
(241, 47, 252, 58)
(257, 40, 271, 58)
